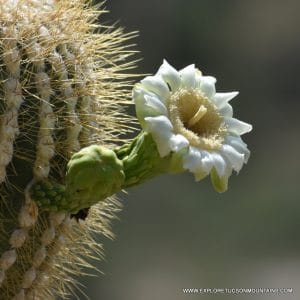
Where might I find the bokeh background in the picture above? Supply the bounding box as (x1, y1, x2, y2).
(80, 0, 300, 299)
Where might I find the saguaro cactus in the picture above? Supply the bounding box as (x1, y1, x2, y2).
(0, 0, 136, 298)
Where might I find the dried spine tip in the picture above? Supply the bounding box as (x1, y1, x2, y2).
(0, 0, 135, 298)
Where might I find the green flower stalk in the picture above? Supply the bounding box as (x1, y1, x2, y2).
(0, 0, 136, 298)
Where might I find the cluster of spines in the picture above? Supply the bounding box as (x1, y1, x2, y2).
(0, 0, 135, 298)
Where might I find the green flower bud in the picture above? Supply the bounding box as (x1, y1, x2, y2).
(65, 145, 125, 213)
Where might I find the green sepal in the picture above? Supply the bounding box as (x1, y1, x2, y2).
(168, 147, 187, 174)
(210, 168, 228, 193)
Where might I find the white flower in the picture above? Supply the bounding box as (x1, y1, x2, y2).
(133, 60, 252, 192)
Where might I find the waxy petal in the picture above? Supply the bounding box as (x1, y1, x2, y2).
(225, 117, 253, 135)
(140, 75, 170, 104)
(200, 76, 216, 98)
(183, 147, 212, 181)
(221, 144, 245, 172)
(225, 135, 250, 162)
(143, 94, 168, 115)
(213, 92, 239, 108)
(179, 64, 197, 89)
(219, 103, 233, 117)
(169, 134, 189, 152)
(144, 116, 173, 157)
(133, 88, 168, 128)
(157, 59, 181, 91)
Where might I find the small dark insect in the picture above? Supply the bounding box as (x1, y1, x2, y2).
(71, 207, 90, 221)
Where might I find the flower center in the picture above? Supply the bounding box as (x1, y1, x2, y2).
(168, 89, 227, 150)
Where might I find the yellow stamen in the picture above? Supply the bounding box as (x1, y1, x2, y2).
(168, 89, 227, 150)
(188, 105, 207, 128)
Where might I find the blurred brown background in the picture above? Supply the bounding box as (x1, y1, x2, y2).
(78, 0, 300, 299)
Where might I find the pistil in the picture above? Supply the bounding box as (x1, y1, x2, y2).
(187, 105, 207, 128)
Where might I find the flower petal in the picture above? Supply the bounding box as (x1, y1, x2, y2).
(179, 64, 197, 89)
(169, 134, 189, 152)
(133, 88, 168, 123)
(225, 135, 250, 162)
(144, 94, 168, 115)
(221, 144, 245, 172)
(200, 76, 216, 98)
(157, 60, 181, 91)
(183, 147, 205, 180)
(210, 152, 227, 177)
(194, 69, 202, 88)
(213, 92, 239, 108)
(133, 88, 150, 126)
(144, 116, 173, 157)
(140, 75, 170, 104)
(182, 146, 201, 171)
(219, 103, 233, 117)
(201, 151, 214, 173)
(182, 147, 213, 181)
(224, 117, 253, 135)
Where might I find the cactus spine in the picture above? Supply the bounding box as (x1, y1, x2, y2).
(0, 0, 136, 298)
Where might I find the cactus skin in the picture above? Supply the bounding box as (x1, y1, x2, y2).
(0, 0, 135, 299)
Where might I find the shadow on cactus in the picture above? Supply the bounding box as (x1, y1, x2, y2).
(0, 0, 252, 299)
